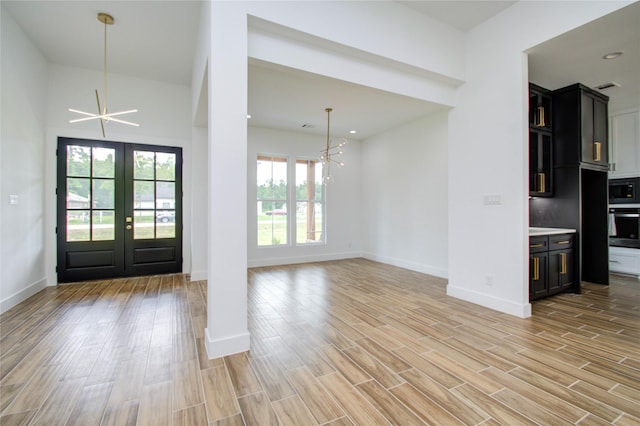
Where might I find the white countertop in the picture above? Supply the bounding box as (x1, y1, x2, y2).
(529, 227, 577, 236)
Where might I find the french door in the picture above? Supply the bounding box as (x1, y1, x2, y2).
(57, 137, 182, 283)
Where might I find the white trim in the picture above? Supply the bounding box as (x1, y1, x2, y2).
(190, 270, 208, 281)
(205, 328, 250, 359)
(362, 252, 448, 279)
(248, 252, 361, 268)
(0, 278, 47, 314)
(446, 284, 532, 318)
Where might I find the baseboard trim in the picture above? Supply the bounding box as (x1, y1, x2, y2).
(190, 270, 207, 281)
(362, 252, 448, 279)
(248, 252, 361, 268)
(1, 278, 48, 315)
(205, 328, 251, 359)
(446, 284, 531, 318)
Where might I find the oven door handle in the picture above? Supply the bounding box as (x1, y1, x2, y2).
(616, 213, 640, 218)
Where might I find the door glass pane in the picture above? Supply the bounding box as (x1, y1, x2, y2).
(134, 151, 155, 180)
(156, 182, 175, 209)
(67, 178, 90, 209)
(92, 147, 115, 178)
(67, 145, 91, 177)
(134, 210, 155, 239)
(156, 211, 175, 239)
(93, 179, 114, 209)
(67, 211, 90, 241)
(92, 211, 114, 241)
(156, 152, 176, 181)
(134, 181, 154, 209)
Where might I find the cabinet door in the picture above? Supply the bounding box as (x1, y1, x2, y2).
(529, 131, 552, 196)
(549, 249, 573, 294)
(530, 252, 548, 300)
(581, 93, 608, 166)
(529, 87, 552, 131)
(594, 97, 608, 166)
(609, 112, 638, 177)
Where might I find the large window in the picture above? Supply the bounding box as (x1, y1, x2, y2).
(296, 159, 324, 244)
(257, 155, 288, 246)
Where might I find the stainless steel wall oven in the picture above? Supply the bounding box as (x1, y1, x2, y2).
(609, 207, 640, 248)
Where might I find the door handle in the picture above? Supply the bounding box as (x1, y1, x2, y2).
(126, 225, 133, 230)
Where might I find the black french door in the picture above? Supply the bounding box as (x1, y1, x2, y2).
(57, 137, 182, 283)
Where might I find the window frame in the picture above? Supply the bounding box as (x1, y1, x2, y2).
(256, 154, 289, 247)
(294, 157, 325, 245)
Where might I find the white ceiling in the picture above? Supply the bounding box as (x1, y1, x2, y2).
(3, 1, 639, 138)
(528, 1, 640, 114)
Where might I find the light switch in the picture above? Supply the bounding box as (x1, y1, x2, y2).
(9, 194, 18, 205)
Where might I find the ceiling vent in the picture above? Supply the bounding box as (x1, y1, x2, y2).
(595, 81, 621, 90)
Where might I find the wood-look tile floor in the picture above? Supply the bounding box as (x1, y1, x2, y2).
(1, 258, 639, 425)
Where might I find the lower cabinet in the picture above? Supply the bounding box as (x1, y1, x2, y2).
(530, 233, 575, 301)
(609, 246, 640, 277)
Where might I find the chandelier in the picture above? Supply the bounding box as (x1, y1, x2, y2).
(320, 108, 347, 184)
(68, 13, 138, 137)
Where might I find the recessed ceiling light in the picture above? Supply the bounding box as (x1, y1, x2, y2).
(247, 114, 252, 119)
(602, 51, 623, 60)
(349, 130, 357, 134)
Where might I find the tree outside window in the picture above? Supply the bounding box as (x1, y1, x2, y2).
(257, 155, 288, 246)
(296, 159, 324, 244)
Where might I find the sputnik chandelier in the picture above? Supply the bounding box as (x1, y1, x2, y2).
(68, 12, 138, 137)
(320, 108, 347, 184)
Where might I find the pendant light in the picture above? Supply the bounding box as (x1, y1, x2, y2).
(320, 108, 347, 184)
(68, 12, 138, 137)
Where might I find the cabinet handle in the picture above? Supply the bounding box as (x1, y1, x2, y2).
(532, 257, 540, 281)
(560, 253, 567, 275)
(538, 172, 546, 192)
(555, 240, 570, 245)
(536, 106, 546, 127)
(594, 142, 602, 162)
(530, 243, 544, 248)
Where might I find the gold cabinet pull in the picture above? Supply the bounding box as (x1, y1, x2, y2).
(536, 106, 545, 127)
(594, 141, 602, 162)
(538, 172, 546, 192)
(530, 243, 544, 248)
(532, 257, 540, 281)
(560, 253, 567, 275)
(555, 240, 570, 245)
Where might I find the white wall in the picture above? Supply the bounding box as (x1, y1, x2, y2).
(447, 1, 631, 318)
(247, 126, 362, 266)
(362, 111, 449, 278)
(0, 8, 49, 313)
(190, 127, 208, 280)
(43, 64, 194, 285)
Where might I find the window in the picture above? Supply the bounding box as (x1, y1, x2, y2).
(257, 155, 288, 246)
(296, 159, 324, 244)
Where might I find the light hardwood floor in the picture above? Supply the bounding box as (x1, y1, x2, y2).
(1, 258, 639, 425)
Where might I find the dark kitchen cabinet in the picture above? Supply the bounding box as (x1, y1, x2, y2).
(529, 83, 552, 132)
(529, 84, 553, 197)
(529, 236, 549, 300)
(548, 234, 574, 293)
(529, 233, 575, 301)
(553, 83, 609, 169)
(529, 130, 552, 196)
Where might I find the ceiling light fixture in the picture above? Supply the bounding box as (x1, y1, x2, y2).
(69, 12, 138, 137)
(320, 108, 347, 184)
(602, 51, 623, 60)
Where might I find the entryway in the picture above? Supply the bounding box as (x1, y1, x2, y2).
(56, 137, 182, 282)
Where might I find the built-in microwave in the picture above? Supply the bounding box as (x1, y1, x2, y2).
(609, 177, 640, 204)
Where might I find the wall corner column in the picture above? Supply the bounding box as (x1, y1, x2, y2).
(205, 3, 250, 358)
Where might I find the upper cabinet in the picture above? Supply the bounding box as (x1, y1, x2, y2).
(553, 83, 609, 169)
(529, 84, 553, 197)
(609, 110, 640, 178)
(529, 83, 552, 132)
